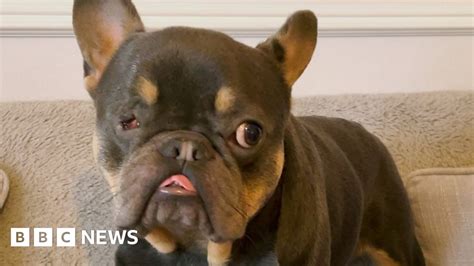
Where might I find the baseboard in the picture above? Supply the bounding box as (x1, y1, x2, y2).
(1, 1, 473, 37)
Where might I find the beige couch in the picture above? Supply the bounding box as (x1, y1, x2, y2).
(0, 91, 472, 265)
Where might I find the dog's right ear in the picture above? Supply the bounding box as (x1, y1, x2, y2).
(73, 0, 145, 95)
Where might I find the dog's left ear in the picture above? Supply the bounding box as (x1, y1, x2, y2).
(257, 10, 317, 87)
(73, 0, 145, 95)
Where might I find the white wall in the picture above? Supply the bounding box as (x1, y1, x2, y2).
(0, 36, 472, 101)
(0, 1, 473, 101)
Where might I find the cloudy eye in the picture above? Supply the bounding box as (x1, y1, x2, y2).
(236, 122, 262, 148)
(120, 115, 140, 131)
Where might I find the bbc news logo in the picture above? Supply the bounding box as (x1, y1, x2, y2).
(11, 228, 138, 247)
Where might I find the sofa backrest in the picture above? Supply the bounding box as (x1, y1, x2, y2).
(293, 91, 474, 179)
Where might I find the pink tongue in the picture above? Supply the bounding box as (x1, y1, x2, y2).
(159, 174, 196, 192)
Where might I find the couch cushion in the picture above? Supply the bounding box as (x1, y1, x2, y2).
(406, 168, 474, 266)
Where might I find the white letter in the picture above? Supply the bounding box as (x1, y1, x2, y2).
(96, 230, 107, 245)
(108, 230, 127, 245)
(57, 228, 75, 247)
(127, 230, 138, 245)
(11, 228, 29, 247)
(81, 230, 94, 245)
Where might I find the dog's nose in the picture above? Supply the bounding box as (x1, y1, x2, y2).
(158, 133, 213, 161)
(176, 141, 200, 161)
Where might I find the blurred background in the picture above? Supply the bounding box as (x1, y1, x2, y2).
(0, 0, 473, 101)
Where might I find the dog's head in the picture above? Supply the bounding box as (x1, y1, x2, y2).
(73, 0, 317, 249)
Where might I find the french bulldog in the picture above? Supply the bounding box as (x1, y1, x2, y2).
(72, 0, 426, 265)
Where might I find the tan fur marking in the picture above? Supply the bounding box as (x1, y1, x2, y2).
(102, 170, 120, 195)
(243, 145, 284, 217)
(357, 244, 400, 266)
(279, 33, 315, 86)
(93, 132, 120, 194)
(137, 77, 159, 105)
(84, 74, 99, 92)
(207, 241, 232, 266)
(92, 132, 100, 163)
(214, 87, 235, 113)
(145, 227, 177, 254)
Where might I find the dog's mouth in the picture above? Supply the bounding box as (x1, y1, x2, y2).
(134, 173, 215, 245)
(116, 164, 245, 244)
(158, 174, 197, 196)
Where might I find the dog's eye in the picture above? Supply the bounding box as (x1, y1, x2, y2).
(120, 115, 140, 131)
(236, 122, 262, 148)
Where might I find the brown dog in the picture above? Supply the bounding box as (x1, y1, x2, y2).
(73, 0, 425, 265)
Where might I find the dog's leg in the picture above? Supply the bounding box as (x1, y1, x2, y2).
(349, 244, 400, 266)
(348, 254, 377, 266)
(145, 228, 233, 265)
(116, 236, 181, 266)
(207, 241, 232, 266)
(145, 227, 177, 254)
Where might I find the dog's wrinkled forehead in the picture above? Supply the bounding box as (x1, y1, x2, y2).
(96, 27, 289, 117)
(74, 0, 317, 131)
